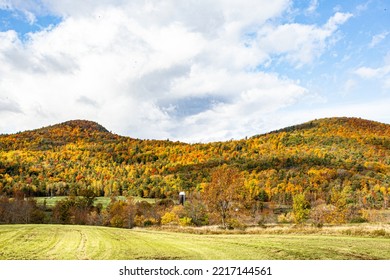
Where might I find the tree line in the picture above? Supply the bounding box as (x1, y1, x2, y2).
(1, 165, 388, 228)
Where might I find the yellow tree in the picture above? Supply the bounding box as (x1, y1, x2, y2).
(292, 193, 310, 224)
(203, 165, 244, 228)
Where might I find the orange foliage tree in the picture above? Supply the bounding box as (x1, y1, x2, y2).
(202, 165, 244, 228)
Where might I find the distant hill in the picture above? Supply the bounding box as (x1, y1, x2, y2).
(259, 117, 389, 137)
(0, 117, 389, 210)
(47, 120, 110, 133)
(0, 119, 120, 151)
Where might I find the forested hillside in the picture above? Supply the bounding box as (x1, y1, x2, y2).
(0, 117, 389, 226)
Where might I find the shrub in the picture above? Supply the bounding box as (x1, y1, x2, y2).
(183, 199, 209, 226)
(161, 212, 179, 225)
(277, 212, 294, 224)
(143, 218, 157, 227)
(110, 214, 124, 228)
(179, 217, 193, 227)
(226, 218, 246, 230)
(349, 216, 368, 223)
(372, 229, 387, 237)
(87, 211, 102, 226)
(360, 209, 387, 223)
(134, 215, 145, 227)
(310, 204, 336, 225)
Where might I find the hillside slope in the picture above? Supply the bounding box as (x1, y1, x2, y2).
(0, 117, 389, 210)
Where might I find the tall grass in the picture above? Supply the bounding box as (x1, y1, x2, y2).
(156, 223, 390, 238)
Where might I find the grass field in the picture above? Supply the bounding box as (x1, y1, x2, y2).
(0, 224, 390, 260)
(35, 196, 157, 208)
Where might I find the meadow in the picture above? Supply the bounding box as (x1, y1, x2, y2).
(35, 196, 156, 208)
(0, 224, 390, 260)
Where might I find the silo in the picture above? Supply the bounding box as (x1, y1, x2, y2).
(179, 191, 185, 205)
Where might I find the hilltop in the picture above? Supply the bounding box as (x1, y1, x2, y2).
(0, 117, 389, 211)
(44, 120, 110, 133)
(0, 120, 121, 151)
(264, 117, 390, 136)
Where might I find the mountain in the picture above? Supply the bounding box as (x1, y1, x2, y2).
(47, 120, 110, 133)
(265, 117, 389, 136)
(0, 117, 389, 210)
(0, 120, 120, 151)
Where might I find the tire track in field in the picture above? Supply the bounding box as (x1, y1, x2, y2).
(88, 228, 113, 259)
(0, 226, 34, 259)
(34, 226, 63, 259)
(0, 225, 60, 259)
(45, 225, 89, 259)
(93, 228, 173, 259)
(73, 227, 116, 260)
(0, 225, 28, 245)
(104, 228, 153, 259)
(45, 226, 70, 259)
(123, 229, 207, 260)
(76, 230, 88, 260)
(132, 230, 182, 260)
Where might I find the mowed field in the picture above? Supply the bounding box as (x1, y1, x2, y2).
(34, 196, 156, 208)
(1, 224, 390, 260)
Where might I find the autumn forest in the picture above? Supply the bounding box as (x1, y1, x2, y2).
(0, 117, 389, 228)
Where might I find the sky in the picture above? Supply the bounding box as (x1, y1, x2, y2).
(0, 0, 389, 142)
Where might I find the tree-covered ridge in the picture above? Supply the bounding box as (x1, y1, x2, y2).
(0, 117, 389, 217)
(0, 120, 120, 151)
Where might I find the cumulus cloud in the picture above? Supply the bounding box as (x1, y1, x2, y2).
(256, 12, 352, 66)
(169, 71, 307, 142)
(0, 1, 354, 141)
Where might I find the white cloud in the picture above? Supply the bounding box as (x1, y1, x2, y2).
(369, 31, 389, 48)
(354, 65, 390, 79)
(356, 1, 371, 13)
(170, 71, 307, 142)
(256, 12, 352, 66)
(306, 0, 319, 14)
(0, 1, 355, 141)
(354, 67, 381, 79)
(353, 60, 390, 91)
(324, 12, 353, 31)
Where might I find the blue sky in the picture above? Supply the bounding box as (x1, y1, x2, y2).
(0, 0, 389, 142)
